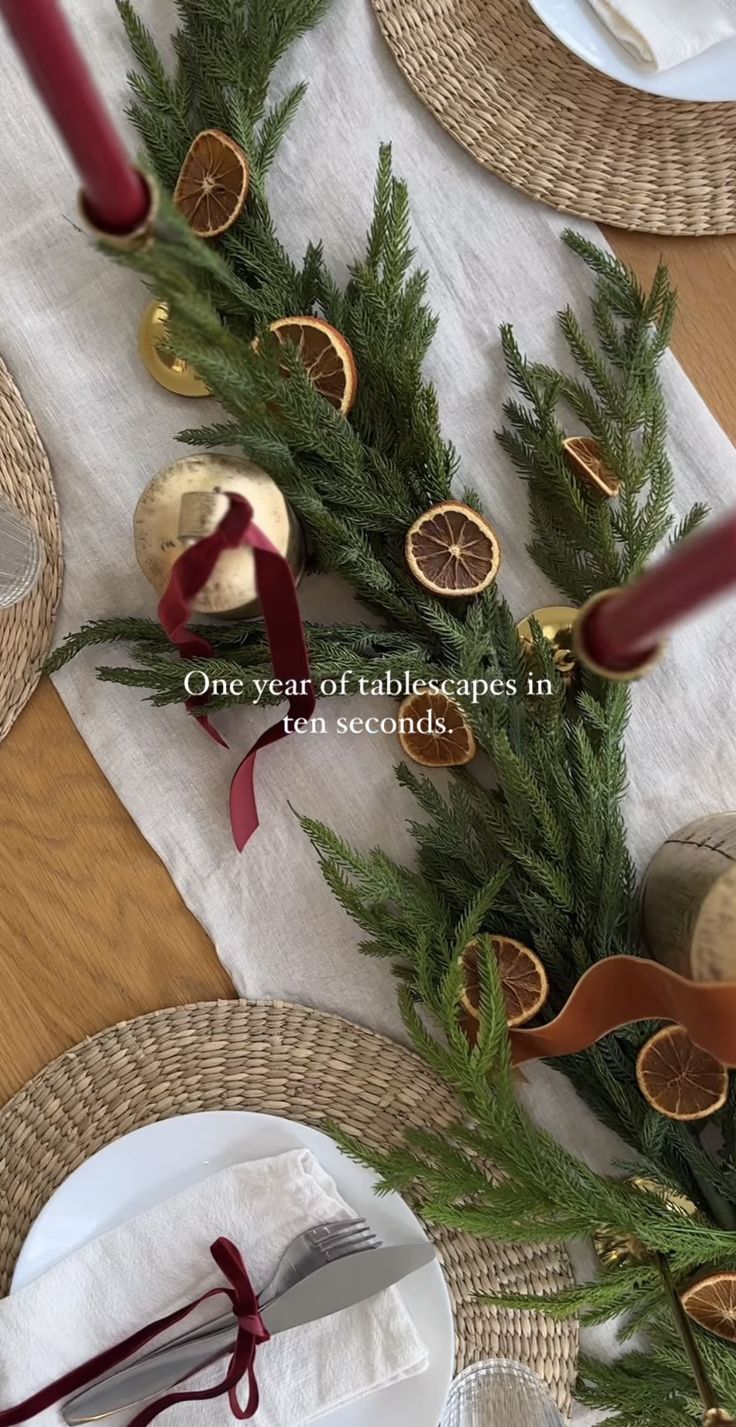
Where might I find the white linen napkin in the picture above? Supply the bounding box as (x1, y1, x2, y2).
(0, 1148, 428, 1427)
(586, 0, 736, 68)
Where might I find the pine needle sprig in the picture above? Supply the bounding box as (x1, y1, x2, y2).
(498, 232, 708, 604)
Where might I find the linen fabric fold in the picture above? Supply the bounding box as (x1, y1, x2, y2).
(0, 1149, 428, 1427)
(586, 0, 736, 69)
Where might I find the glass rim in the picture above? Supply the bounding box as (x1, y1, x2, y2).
(441, 1358, 565, 1424)
(447, 1359, 553, 1389)
(0, 499, 43, 608)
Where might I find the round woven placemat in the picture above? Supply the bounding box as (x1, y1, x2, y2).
(0, 359, 62, 741)
(0, 999, 578, 1412)
(372, 0, 736, 235)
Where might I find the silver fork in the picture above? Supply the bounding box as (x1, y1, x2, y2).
(62, 1219, 391, 1424)
(129, 1217, 380, 1363)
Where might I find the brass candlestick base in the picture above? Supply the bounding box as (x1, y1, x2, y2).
(138, 301, 211, 398)
(594, 1181, 735, 1424)
(515, 605, 578, 686)
(134, 454, 305, 619)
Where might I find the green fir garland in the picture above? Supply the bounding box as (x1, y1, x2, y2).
(46, 3, 736, 1419)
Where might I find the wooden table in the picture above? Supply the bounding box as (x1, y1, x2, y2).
(0, 229, 733, 1105)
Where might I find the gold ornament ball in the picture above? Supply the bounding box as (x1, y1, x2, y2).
(592, 1227, 645, 1270)
(629, 1175, 699, 1218)
(133, 453, 305, 619)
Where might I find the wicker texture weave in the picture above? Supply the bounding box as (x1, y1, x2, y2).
(0, 359, 62, 741)
(372, 0, 736, 234)
(0, 999, 578, 1411)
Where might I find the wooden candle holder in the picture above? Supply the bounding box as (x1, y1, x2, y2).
(642, 813, 736, 982)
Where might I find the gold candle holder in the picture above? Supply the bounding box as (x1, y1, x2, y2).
(77, 169, 159, 252)
(658, 1255, 735, 1427)
(138, 300, 211, 398)
(515, 605, 578, 686)
(594, 1179, 734, 1425)
(134, 454, 305, 619)
(572, 588, 665, 682)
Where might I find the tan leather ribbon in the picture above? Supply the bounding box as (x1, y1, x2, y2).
(509, 956, 736, 1066)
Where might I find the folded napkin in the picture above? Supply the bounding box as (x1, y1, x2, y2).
(586, 0, 736, 69)
(0, 1147, 428, 1427)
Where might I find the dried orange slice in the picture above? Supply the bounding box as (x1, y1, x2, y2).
(460, 937, 549, 1037)
(563, 437, 621, 498)
(635, 1024, 728, 1121)
(682, 1273, 736, 1343)
(174, 129, 249, 238)
(397, 689, 476, 767)
(268, 317, 358, 414)
(405, 502, 500, 597)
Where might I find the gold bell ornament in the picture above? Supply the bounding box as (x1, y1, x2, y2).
(133, 454, 305, 619)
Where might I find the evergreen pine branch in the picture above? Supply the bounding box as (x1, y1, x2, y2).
(671, 504, 709, 547)
(45, 617, 169, 672)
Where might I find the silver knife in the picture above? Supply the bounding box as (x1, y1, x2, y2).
(62, 1242, 435, 1423)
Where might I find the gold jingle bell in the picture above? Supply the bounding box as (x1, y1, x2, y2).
(133, 454, 305, 619)
(515, 605, 578, 687)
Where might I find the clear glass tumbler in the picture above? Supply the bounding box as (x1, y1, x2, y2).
(441, 1359, 566, 1427)
(0, 495, 43, 608)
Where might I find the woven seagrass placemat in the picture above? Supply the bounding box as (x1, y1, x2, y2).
(0, 359, 62, 741)
(0, 999, 578, 1412)
(372, 0, 736, 235)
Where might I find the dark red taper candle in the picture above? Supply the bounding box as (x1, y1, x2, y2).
(582, 510, 736, 673)
(0, 0, 149, 233)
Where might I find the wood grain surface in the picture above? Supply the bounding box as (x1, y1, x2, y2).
(607, 231, 736, 440)
(0, 229, 734, 1105)
(0, 680, 232, 1102)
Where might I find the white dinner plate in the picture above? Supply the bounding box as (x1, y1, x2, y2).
(527, 0, 736, 100)
(12, 1111, 454, 1427)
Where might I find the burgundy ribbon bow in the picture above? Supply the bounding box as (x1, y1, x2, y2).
(0, 1238, 269, 1427)
(158, 492, 315, 850)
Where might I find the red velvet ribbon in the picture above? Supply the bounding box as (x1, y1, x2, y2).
(158, 492, 315, 850)
(0, 1238, 269, 1426)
